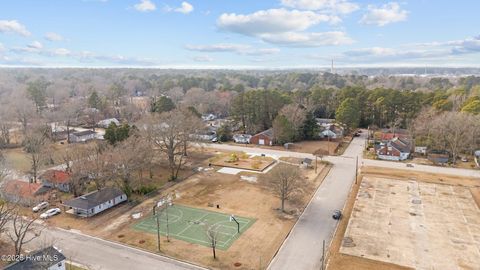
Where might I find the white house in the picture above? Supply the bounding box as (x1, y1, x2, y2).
(233, 134, 252, 144)
(63, 187, 127, 217)
(97, 118, 120, 128)
(190, 130, 217, 141)
(4, 246, 66, 270)
(69, 130, 97, 143)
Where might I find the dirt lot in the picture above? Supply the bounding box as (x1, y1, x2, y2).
(328, 168, 480, 270)
(209, 152, 275, 171)
(108, 162, 329, 270)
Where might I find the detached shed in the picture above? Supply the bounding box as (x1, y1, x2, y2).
(251, 129, 274, 146)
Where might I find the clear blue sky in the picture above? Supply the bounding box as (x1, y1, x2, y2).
(0, 0, 479, 68)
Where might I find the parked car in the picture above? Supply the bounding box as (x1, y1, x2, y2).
(211, 137, 218, 143)
(32, 202, 49, 213)
(332, 210, 342, 220)
(406, 163, 414, 167)
(40, 208, 61, 219)
(461, 157, 468, 162)
(353, 132, 360, 137)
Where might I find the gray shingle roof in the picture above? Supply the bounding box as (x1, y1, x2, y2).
(4, 246, 66, 270)
(63, 187, 125, 210)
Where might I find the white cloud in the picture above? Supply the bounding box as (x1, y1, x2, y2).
(218, 8, 338, 36)
(216, 8, 351, 47)
(281, 0, 359, 14)
(193, 55, 213, 62)
(164, 1, 194, 14)
(186, 43, 251, 52)
(27, 41, 43, 50)
(260, 31, 353, 47)
(134, 0, 156, 12)
(175, 2, 194, 14)
(0, 20, 31, 36)
(45, 32, 64, 41)
(360, 2, 408, 26)
(53, 48, 71, 56)
(185, 43, 281, 55)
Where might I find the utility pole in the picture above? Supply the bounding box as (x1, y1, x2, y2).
(155, 205, 161, 252)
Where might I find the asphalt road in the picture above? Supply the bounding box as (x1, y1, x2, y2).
(266, 134, 366, 270)
(6, 222, 206, 270)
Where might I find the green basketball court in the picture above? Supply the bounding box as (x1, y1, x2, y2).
(132, 204, 256, 250)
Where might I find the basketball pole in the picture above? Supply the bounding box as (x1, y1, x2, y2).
(166, 204, 170, 242)
(155, 206, 161, 252)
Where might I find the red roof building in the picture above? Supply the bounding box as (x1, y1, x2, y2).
(39, 170, 71, 193)
(0, 180, 49, 206)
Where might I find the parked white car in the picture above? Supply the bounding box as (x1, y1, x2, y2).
(32, 202, 49, 213)
(40, 208, 61, 219)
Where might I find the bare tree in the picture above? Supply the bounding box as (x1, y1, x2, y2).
(24, 125, 49, 183)
(265, 164, 301, 213)
(143, 109, 201, 181)
(109, 134, 149, 196)
(60, 100, 83, 143)
(0, 150, 6, 182)
(7, 209, 42, 256)
(204, 223, 221, 259)
(0, 201, 15, 236)
(415, 111, 477, 163)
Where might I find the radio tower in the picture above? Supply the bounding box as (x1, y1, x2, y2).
(331, 58, 335, 74)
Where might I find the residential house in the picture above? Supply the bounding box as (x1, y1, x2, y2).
(97, 118, 120, 128)
(51, 126, 76, 141)
(69, 130, 97, 143)
(315, 118, 335, 128)
(190, 130, 217, 141)
(4, 246, 66, 270)
(39, 170, 71, 193)
(233, 134, 252, 144)
(319, 124, 344, 139)
(63, 187, 127, 217)
(250, 129, 274, 146)
(0, 180, 49, 206)
(376, 137, 412, 161)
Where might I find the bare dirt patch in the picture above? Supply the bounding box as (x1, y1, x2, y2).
(209, 152, 274, 171)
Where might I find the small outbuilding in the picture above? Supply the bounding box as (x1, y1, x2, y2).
(69, 130, 97, 143)
(250, 129, 274, 146)
(63, 187, 127, 217)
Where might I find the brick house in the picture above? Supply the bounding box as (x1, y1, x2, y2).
(376, 137, 412, 161)
(250, 128, 274, 146)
